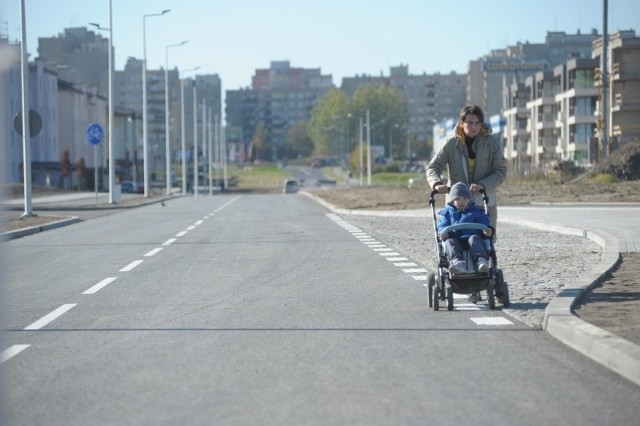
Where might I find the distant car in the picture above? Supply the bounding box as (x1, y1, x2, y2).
(120, 180, 143, 194)
(283, 179, 300, 193)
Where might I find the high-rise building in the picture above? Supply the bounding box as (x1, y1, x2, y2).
(226, 61, 332, 162)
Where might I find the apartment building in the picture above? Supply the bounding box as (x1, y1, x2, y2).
(468, 31, 599, 117)
(226, 61, 332, 162)
(341, 65, 466, 154)
(593, 30, 640, 154)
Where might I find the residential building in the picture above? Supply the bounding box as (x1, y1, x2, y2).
(593, 29, 640, 155)
(226, 61, 332, 162)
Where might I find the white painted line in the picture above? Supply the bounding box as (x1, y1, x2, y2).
(471, 317, 514, 325)
(367, 244, 386, 248)
(195, 220, 203, 225)
(359, 238, 376, 242)
(394, 262, 417, 267)
(374, 248, 393, 252)
(0, 345, 30, 364)
(163, 238, 177, 246)
(379, 252, 400, 256)
(25, 304, 77, 330)
(120, 260, 143, 272)
(456, 306, 482, 311)
(176, 231, 188, 237)
(403, 268, 427, 273)
(83, 277, 117, 294)
(144, 247, 163, 257)
(187, 225, 196, 231)
(364, 241, 382, 245)
(413, 275, 428, 281)
(386, 257, 408, 261)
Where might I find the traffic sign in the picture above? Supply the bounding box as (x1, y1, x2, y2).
(13, 109, 43, 137)
(86, 123, 104, 145)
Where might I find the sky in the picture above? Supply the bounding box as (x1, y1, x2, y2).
(1, 0, 638, 92)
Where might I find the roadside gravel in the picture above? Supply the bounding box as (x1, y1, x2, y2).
(341, 214, 602, 328)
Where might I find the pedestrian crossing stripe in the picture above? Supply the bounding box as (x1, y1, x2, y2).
(471, 317, 514, 325)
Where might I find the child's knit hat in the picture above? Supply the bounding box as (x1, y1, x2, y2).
(449, 182, 471, 200)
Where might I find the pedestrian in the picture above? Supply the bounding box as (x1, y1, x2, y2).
(426, 104, 507, 230)
(437, 182, 493, 275)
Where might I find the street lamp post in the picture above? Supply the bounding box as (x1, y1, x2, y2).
(180, 67, 200, 194)
(164, 41, 188, 195)
(142, 9, 170, 197)
(89, 0, 114, 203)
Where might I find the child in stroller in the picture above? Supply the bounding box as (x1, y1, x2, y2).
(437, 182, 493, 275)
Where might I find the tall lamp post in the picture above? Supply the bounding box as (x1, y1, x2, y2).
(89, 0, 114, 203)
(142, 9, 170, 197)
(180, 66, 200, 194)
(164, 41, 187, 195)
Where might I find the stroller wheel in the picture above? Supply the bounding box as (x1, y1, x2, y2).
(447, 287, 454, 311)
(427, 272, 435, 308)
(486, 280, 496, 310)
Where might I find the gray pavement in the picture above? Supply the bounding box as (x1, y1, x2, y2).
(2, 191, 640, 387)
(303, 192, 640, 387)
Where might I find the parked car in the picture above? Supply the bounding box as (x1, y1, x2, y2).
(120, 180, 143, 194)
(283, 179, 300, 193)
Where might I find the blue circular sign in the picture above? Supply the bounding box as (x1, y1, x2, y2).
(86, 123, 104, 145)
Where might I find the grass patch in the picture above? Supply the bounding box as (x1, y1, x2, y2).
(371, 172, 419, 185)
(586, 173, 620, 184)
(230, 165, 291, 190)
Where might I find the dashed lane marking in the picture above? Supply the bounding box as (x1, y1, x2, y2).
(24, 304, 77, 330)
(327, 213, 512, 324)
(83, 277, 117, 294)
(120, 260, 143, 272)
(144, 248, 163, 257)
(0, 345, 30, 364)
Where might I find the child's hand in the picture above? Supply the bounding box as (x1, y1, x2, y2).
(483, 228, 493, 237)
(438, 233, 448, 241)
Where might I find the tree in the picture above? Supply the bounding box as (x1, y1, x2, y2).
(250, 122, 267, 162)
(351, 85, 408, 160)
(308, 89, 350, 156)
(60, 149, 71, 189)
(76, 157, 87, 190)
(287, 121, 314, 158)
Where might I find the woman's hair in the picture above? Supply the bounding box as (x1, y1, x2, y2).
(458, 104, 485, 123)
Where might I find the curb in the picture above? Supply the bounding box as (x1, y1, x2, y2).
(500, 215, 640, 387)
(1, 216, 80, 241)
(302, 190, 640, 387)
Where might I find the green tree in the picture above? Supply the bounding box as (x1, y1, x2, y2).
(308, 89, 350, 156)
(287, 121, 314, 158)
(351, 85, 408, 160)
(250, 122, 267, 162)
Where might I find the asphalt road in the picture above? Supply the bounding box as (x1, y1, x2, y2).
(2, 194, 639, 425)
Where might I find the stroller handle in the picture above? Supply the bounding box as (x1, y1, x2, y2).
(440, 223, 488, 235)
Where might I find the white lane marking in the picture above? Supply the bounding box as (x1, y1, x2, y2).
(24, 304, 77, 330)
(187, 226, 196, 231)
(83, 277, 117, 294)
(471, 317, 514, 325)
(163, 238, 177, 246)
(413, 275, 428, 281)
(403, 268, 427, 273)
(456, 306, 482, 311)
(368, 244, 387, 248)
(144, 248, 163, 257)
(195, 220, 203, 225)
(0, 345, 30, 364)
(364, 241, 382, 245)
(176, 231, 187, 237)
(120, 260, 143, 272)
(374, 248, 393, 252)
(394, 262, 417, 267)
(379, 252, 400, 256)
(386, 257, 408, 261)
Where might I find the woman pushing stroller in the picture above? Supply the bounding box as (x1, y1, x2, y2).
(437, 182, 493, 275)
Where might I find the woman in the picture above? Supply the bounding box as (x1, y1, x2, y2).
(426, 105, 507, 230)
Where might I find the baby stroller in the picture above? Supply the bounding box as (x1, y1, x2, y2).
(427, 188, 510, 311)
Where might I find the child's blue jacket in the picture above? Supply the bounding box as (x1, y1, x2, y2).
(437, 202, 490, 238)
